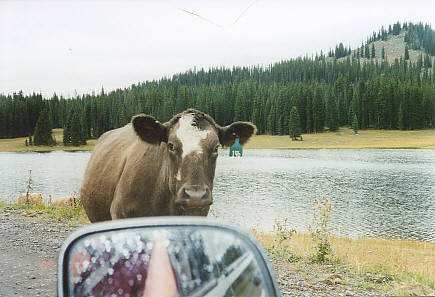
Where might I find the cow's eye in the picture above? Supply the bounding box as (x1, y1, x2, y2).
(168, 143, 175, 152)
(214, 145, 219, 153)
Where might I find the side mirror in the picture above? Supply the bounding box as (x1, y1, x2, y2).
(58, 217, 281, 297)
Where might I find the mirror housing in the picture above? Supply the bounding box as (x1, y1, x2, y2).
(57, 217, 281, 297)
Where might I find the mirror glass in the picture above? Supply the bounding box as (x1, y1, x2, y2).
(67, 226, 268, 297)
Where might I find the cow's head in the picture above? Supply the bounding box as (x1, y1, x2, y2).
(132, 109, 256, 215)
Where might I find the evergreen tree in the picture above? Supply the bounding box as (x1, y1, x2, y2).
(381, 46, 385, 60)
(352, 114, 359, 134)
(312, 84, 324, 133)
(404, 45, 409, 60)
(371, 43, 375, 58)
(289, 106, 301, 140)
(63, 119, 71, 146)
(398, 103, 405, 130)
(33, 109, 54, 146)
(326, 88, 339, 131)
(70, 111, 82, 146)
(305, 90, 313, 133)
(80, 108, 88, 145)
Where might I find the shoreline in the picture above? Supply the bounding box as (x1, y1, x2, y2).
(1, 127, 434, 152)
(2, 147, 434, 153)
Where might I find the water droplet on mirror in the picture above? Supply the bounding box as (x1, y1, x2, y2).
(91, 239, 97, 250)
(146, 242, 153, 250)
(82, 260, 89, 271)
(141, 254, 150, 263)
(136, 241, 144, 252)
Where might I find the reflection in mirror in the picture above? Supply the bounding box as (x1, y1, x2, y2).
(68, 227, 267, 297)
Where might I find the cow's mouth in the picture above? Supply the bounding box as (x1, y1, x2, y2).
(175, 199, 213, 208)
(175, 204, 211, 216)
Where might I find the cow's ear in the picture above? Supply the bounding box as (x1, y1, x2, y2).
(132, 114, 168, 144)
(218, 121, 257, 147)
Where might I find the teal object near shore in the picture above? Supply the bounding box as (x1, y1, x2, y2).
(229, 137, 243, 157)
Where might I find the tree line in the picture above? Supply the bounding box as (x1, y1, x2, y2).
(0, 23, 433, 144)
(327, 22, 434, 61)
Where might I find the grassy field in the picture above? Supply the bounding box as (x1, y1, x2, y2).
(0, 129, 97, 152)
(245, 128, 435, 149)
(1, 127, 434, 152)
(255, 232, 435, 296)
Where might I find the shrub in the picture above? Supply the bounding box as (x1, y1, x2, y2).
(308, 197, 332, 263)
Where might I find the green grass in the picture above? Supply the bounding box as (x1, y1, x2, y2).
(0, 201, 89, 226)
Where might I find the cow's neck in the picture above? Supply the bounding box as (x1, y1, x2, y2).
(154, 145, 177, 215)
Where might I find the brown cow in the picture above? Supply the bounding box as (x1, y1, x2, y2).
(81, 109, 256, 222)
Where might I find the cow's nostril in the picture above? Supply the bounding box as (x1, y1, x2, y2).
(176, 186, 212, 207)
(184, 188, 207, 200)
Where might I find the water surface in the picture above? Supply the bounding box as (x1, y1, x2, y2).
(0, 149, 433, 241)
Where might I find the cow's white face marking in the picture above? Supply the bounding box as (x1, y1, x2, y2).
(176, 114, 210, 158)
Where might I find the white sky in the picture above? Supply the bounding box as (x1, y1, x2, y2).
(1, 0, 433, 97)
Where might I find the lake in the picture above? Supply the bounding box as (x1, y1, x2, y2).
(0, 149, 433, 242)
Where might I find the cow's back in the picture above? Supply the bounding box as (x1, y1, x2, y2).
(81, 124, 137, 222)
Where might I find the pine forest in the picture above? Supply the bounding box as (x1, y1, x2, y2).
(0, 22, 433, 142)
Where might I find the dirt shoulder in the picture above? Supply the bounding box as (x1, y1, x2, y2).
(0, 207, 78, 297)
(0, 206, 387, 297)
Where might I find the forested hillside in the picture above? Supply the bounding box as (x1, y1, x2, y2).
(0, 22, 433, 141)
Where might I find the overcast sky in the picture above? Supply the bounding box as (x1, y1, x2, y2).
(1, 0, 433, 97)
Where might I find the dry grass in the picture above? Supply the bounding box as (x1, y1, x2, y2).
(1, 127, 434, 151)
(245, 128, 435, 149)
(255, 231, 435, 295)
(0, 200, 90, 226)
(2, 197, 433, 295)
(0, 129, 97, 152)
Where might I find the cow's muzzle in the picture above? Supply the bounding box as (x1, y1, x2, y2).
(175, 185, 212, 208)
